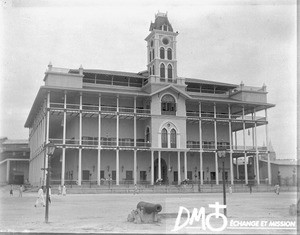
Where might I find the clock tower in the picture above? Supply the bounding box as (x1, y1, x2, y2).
(145, 12, 179, 84)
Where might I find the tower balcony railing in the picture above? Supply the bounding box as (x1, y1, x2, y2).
(49, 102, 150, 115)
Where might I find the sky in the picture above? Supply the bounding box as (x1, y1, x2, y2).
(0, 0, 297, 159)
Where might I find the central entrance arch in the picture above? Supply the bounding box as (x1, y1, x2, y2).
(154, 158, 168, 183)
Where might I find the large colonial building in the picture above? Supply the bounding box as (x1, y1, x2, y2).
(25, 13, 275, 187)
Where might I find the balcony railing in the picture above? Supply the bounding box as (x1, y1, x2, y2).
(186, 111, 265, 120)
(187, 141, 265, 151)
(49, 102, 150, 115)
(49, 138, 151, 148)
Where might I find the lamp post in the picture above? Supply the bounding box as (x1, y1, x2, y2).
(217, 148, 227, 216)
(45, 143, 55, 223)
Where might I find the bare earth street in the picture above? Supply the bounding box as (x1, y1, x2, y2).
(0, 190, 298, 234)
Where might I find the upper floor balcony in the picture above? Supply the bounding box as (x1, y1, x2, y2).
(186, 111, 266, 121)
(49, 102, 151, 115)
(49, 137, 151, 148)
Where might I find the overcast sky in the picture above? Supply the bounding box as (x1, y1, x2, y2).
(0, 0, 297, 159)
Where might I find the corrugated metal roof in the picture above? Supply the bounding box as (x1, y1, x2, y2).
(70, 69, 147, 79)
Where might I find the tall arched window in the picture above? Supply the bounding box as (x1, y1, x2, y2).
(152, 49, 155, 59)
(149, 51, 152, 62)
(161, 94, 176, 115)
(167, 48, 172, 60)
(161, 128, 168, 148)
(160, 63, 165, 78)
(152, 65, 155, 75)
(149, 67, 152, 75)
(160, 47, 165, 59)
(146, 127, 150, 143)
(170, 129, 177, 148)
(167, 64, 173, 79)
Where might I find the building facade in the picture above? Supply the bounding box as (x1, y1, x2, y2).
(25, 13, 275, 187)
(0, 138, 30, 185)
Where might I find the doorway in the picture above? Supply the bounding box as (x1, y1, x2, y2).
(154, 158, 167, 183)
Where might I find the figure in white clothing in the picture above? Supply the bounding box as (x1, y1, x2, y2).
(35, 186, 45, 207)
(58, 185, 61, 195)
(62, 184, 67, 196)
(48, 186, 52, 204)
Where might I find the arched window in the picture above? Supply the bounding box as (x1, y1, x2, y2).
(167, 64, 173, 79)
(146, 127, 150, 143)
(160, 63, 165, 78)
(161, 128, 168, 148)
(167, 48, 172, 60)
(161, 94, 176, 115)
(149, 67, 152, 75)
(163, 25, 168, 31)
(149, 51, 152, 62)
(152, 49, 155, 59)
(152, 65, 155, 75)
(160, 47, 165, 59)
(170, 129, 177, 148)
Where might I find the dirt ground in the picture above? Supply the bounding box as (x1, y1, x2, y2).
(0, 190, 298, 234)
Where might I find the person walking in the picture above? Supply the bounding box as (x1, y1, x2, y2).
(35, 186, 45, 207)
(58, 185, 61, 195)
(9, 185, 13, 196)
(19, 185, 23, 197)
(62, 184, 67, 196)
(48, 186, 52, 204)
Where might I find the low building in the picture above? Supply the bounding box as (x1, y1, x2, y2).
(0, 138, 30, 185)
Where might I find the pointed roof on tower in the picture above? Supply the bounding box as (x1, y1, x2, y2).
(149, 12, 173, 32)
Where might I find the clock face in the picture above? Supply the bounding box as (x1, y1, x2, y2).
(162, 37, 169, 45)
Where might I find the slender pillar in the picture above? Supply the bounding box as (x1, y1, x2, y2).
(254, 109, 260, 185)
(116, 150, 119, 185)
(134, 97, 137, 147)
(158, 151, 161, 179)
(228, 105, 234, 185)
(236, 157, 239, 179)
(97, 96, 101, 186)
(133, 150, 137, 185)
(116, 96, 119, 185)
(6, 160, 10, 183)
(78, 93, 82, 186)
(265, 109, 271, 185)
(78, 149, 82, 185)
(61, 92, 67, 186)
(46, 91, 50, 143)
(151, 151, 154, 185)
(200, 151, 203, 185)
(235, 131, 237, 150)
(199, 102, 202, 149)
(184, 152, 187, 180)
(242, 106, 248, 184)
(214, 103, 219, 185)
(177, 151, 181, 185)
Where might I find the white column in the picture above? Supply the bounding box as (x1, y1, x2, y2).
(184, 152, 187, 180)
(235, 132, 237, 150)
(6, 160, 10, 183)
(242, 106, 248, 184)
(214, 103, 219, 185)
(134, 150, 137, 185)
(200, 151, 203, 185)
(228, 105, 234, 185)
(97, 95, 101, 186)
(199, 102, 202, 149)
(78, 93, 82, 186)
(46, 92, 50, 143)
(116, 150, 119, 185)
(215, 152, 219, 185)
(265, 108, 271, 185)
(78, 149, 82, 185)
(116, 96, 119, 185)
(61, 92, 67, 186)
(236, 157, 239, 179)
(254, 108, 260, 185)
(134, 97, 137, 147)
(151, 151, 154, 185)
(177, 151, 181, 185)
